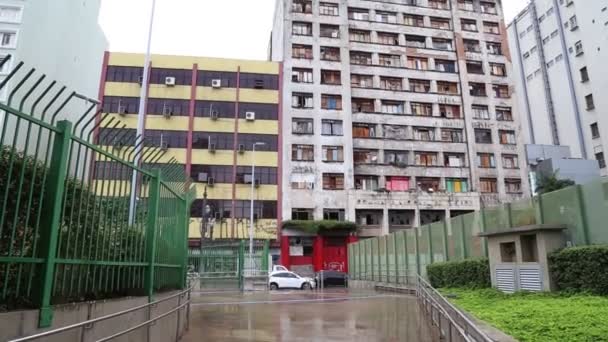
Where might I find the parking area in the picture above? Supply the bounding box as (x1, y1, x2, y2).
(182, 289, 432, 341)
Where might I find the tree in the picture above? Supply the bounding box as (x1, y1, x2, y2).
(535, 171, 575, 194)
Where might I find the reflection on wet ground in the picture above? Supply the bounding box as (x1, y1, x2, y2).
(182, 288, 433, 342)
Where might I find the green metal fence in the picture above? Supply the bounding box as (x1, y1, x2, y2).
(0, 55, 195, 327)
(349, 179, 608, 283)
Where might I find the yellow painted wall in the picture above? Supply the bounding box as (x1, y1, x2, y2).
(239, 89, 278, 104)
(190, 150, 277, 167)
(191, 118, 278, 134)
(148, 85, 190, 100)
(192, 183, 277, 201)
(193, 183, 232, 200)
(192, 118, 235, 133)
(92, 180, 150, 197)
(236, 152, 277, 167)
(189, 218, 278, 240)
(104, 82, 140, 97)
(146, 116, 190, 131)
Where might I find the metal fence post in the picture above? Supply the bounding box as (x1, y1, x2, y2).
(238, 240, 245, 290)
(262, 239, 269, 273)
(179, 191, 191, 289)
(35, 120, 72, 328)
(145, 169, 162, 302)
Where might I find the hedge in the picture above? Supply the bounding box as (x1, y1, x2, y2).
(549, 245, 608, 295)
(281, 220, 357, 234)
(427, 258, 491, 289)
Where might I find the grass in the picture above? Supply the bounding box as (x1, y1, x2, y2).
(440, 288, 608, 342)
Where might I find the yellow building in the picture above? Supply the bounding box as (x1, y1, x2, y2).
(96, 52, 281, 245)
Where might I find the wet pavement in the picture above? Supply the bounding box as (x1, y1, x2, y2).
(182, 288, 433, 342)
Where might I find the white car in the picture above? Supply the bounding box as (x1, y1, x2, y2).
(269, 271, 315, 290)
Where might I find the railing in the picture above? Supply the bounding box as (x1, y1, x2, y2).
(416, 276, 493, 342)
(8, 287, 192, 342)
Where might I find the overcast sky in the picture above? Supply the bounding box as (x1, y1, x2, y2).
(99, 0, 529, 60)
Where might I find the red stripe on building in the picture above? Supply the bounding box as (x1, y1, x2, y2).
(277, 62, 284, 242)
(186, 63, 198, 178)
(90, 51, 110, 181)
(230, 66, 241, 238)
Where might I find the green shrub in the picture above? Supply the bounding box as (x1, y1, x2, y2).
(281, 220, 357, 234)
(427, 258, 490, 288)
(549, 245, 608, 295)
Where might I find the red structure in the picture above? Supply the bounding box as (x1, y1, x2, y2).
(280, 234, 357, 273)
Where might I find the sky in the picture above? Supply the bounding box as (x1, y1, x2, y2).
(99, 0, 529, 60)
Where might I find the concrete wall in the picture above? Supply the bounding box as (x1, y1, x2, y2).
(0, 291, 188, 342)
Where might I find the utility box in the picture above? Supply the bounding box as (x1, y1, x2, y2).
(479, 224, 566, 293)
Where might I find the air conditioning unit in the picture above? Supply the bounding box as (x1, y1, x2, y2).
(208, 143, 216, 153)
(253, 213, 259, 221)
(245, 111, 256, 121)
(197, 172, 208, 182)
(211, 79, 222, 88)
(160, 141, 169, 151)
(118, 105, 128, 115)
(254, 179, 261, 188)
(162, 106, 173, 118)
(210, 110, 219, 120)
(214, 212, 221, 220)
(244, 174, 254, 184)
(165, 76, 176, 86)
(138, 75, 144, 85)
(238, 144, 246, 154)
(331, 31, 339, 38)
(207, 177, 215, 186)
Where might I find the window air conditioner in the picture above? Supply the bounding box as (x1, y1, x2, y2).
(211, 79, 222, 88)
(209, 143, 216, 153)
(210, 110, 219, 120)
(160, 141, 169, 151)
(197, 173, 208, 182)
(238, 144, 246, 154)
(162, 106, 173, 118)
(245, 111, 256, 121)
(207, 177, 215, 186)
(165, 76, 176, 86)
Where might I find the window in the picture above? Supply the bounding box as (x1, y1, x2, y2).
(411, 102, 433, 116)
(0, 5, 22, 22)
(405, 35, 427, 48)
(407, 57, 428, 70)
(383, 125, 408, 140)
(352, 98, 375, 112)
(575, 41, 584, 55)
(386, 177, 410, 191)
(539, 15, 546, 23)
(376, 10, 397, 23)
(446, 178, 469, 193)
(469, 83, 487, 97)
(551, 30, 558, 38)
(106, 66, 144, 83)
(596, 152, 606, 169)
(292, 208, 313, 220)
(352, 123, 376, 138)
(292, 68, 313, 83)
(477, 153, 496, 168)
(0, 31, 16, 48)
(320, 46, 341, 61)
(472, 105, 490, 120)
(429, 0, 450, 9)
(523, 52, 530, 59)
(351, 74, 373, 88)
(292, 118, 314, 135)
(585, 94, 595, 110)
(475, 129, 492, 143)
(323, 174, 345, 190)
(292, 22, 312, 36)
(441, 129, 464, 143)
(487, 42, 502, 55)
(349, 29, 371, 42)
(464, 39, 481, 52)
(322, 146, 344, 162)
(355, 175, 379, 191)
(440, 105, 461, 119)
(502, 154, 519, 169)
(354, 149, 379, 164)
(496, 107, 513, 121)
(461, 19, 478, 31)
(321, 94, 342, 110)
(415, 152, 438, 166)
(323, 209, 345, 221)
(409, 79, 431, 93)
(379, 54, 401, 67)
(466, 61, 484, 74)
(499, 130, 516, 145)
(380, 77, 402, 90)
(377, 32, 399, 45)
(591, 123, 600, 139)
(490, 63, 507, 76)
(414, 127, 435, 141)
(292, 44, 313, 59)
(542, 36, 550, 45)
(291, 174, 315, 190)
(350, 51, 372, 65)
(320, 24, 340, 38)
(292, 93, 313, 108)
(444, 153, 466, 167)
(492, 84, 510, 98)
(321, 70, 341, 85)
(322, 120, 343, 136)
(505, 179, 522, 193)
(569, 15, 578, 30)
(292, 0, 312, 13)
(417, 177, 441, 192)
(480, 178, 498, 193)
(385, 151, 408, 165)
(430, 17, 451, 29)
(437, 81, 459, 95)
(458, 0, 474, 11)
(433, 38, 453, 50)
(500, 242, 516, 262)
(382, 100, 405, 114)
(292, 145, 314, 161)
(435, 59, 456, 72)
(404, 14, 424, 27)
(348, 7, 369, 21)
(580, 67, 589, 82)
(483, 21, 500, 34)
(480, 2, 497, 14)
(319, 2, 339, 16)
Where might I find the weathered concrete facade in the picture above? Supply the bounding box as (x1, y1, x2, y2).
(272, 0, 528, 237)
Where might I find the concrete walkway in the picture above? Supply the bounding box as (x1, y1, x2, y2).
(182, 289, 433, 341)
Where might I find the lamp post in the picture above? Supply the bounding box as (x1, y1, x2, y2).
(199, 186, 211, 253)
(249, 142, 266, 274)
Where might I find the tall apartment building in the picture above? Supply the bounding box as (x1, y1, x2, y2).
(97, 52, 281, 247)
(271, 0, 528, 273)
(507, 0, 608, 176)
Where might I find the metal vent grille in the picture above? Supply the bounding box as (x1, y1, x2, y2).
(496, 266, 516, 293)
(519, 266, 543, 292)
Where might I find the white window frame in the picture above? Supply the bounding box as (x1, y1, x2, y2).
(0, 30, 19, 49)
(0, 4, 23, 24)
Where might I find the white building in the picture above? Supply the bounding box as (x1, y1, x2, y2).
(0, 0, 107, 121)
(507, 0, 608, 175)
(271, 0, 529, 239)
